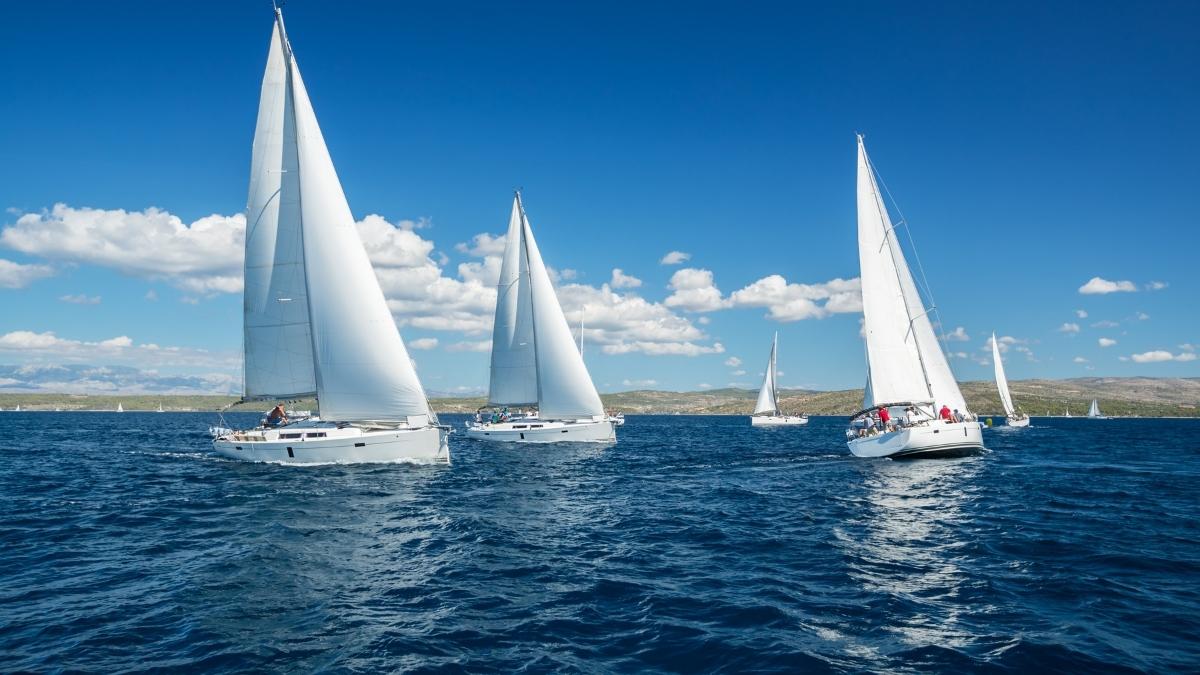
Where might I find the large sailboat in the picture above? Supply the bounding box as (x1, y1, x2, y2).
(846, 136, 984, 458)
(1087, 399, 1106, 419)
(750, 332, 808, 426)
(213, 9, 449, 464)
(991, 331, 1029, 427)
(465, 193, 615, 443)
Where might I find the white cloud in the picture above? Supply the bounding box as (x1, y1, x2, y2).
(698, 383, 713, 389)
(1098, 337, 1117, 347)
(985, 334, 1024, 354)
(660, 250, 691, 265)
(59, 294, 101, 305)
(728, 274, 862, 321)
(1146, 281, 1168, 291)
(1136, 312, 1150, 320)
(610, 268, 642, 289)
(1078, 277, 1137, 295)
(446, 340, 492, 353)
(732, 369, 746, 376)
(664, 268, 727, 312)
(945, 326, 969, 342)
(1091, 320, 1119, 328)
(622, 378, 658, 387)
(1058, 323, 1081, 334)
(2, 204, 244, 293)
(454, 232, 507, 257)
(408, 337, 439, 350)
(0, 330, 236, 371)
(0, 258, 55, 289)
(603, 341, 724, 356)
(724, 356, 742, 367)
(1073, 356, 1088, 363)
(1180, 343, 1196, 352)
(1075, 309, 1088, 318)
(1130, 350, 1196, 363)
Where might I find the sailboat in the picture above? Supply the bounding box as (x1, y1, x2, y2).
(116, 403, 123, 413)
(156, 403, 165, 413)
(846, 136, 983, 458)
(1065, 407, 1072, 418)
(750, 332, 808, 426)
(1087, 399, 1106, 419)
(212, 8, 449, 464)
(464, 193, 615, 443)
(991, 331, 1029, 427)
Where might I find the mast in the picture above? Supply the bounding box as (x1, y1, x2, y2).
(516, 191, 543, 409)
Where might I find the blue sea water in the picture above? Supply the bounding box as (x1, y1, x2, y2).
(1, 413, 1198, 673)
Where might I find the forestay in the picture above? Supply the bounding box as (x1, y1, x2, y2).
(857, 136, 967, 413)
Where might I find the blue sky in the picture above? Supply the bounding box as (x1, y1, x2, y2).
(1, 1, 1197, 395)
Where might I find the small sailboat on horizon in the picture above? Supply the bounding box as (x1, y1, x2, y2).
(212, 7, 448, 464)
(750, 332, 808, 426)
(1088, 399, 1106, 419)
(991, 331, 1029, 427)
(465, 193, 615, 443)
(846, 135, 984, 459)
(116, 403, 123, 413)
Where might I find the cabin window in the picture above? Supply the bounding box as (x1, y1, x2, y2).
(513, 425, 528, 429)
(305, 432, 326, 438)
(280, 433, 302, 439)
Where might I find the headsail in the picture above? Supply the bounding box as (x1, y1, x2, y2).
(991, 332, 1016, 417)
(753, 333, 779, 415)
(487, 195, 538, 407)
(242, 17, 316, 401)
(271, 11, 434, 423)
(519, 196, 605, 420)
(857, 135, 967, 413)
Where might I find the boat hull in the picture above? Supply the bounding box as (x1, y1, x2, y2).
(847, 420, 984, 459)
(1006, 416, 1030, 427)
(213, 425, 450, 464)
(464, 418, 615, 443)
(751, 415, 809, 426)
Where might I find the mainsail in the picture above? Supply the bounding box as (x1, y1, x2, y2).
(484, 193, 605, 420)
(753, 333, 779, 415)
(241, 10, 435, 423)
(857, 136, 967, 413)
(1088, 399, 1102, 418)
(991, 332, 1016, 417)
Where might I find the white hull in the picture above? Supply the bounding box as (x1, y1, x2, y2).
(847, 420, 984, 459)
(464, 418, 615, 443)
(1006, 416, 1030, 428)
(213, 422, 449, 464)
(751, 415, 809, 426)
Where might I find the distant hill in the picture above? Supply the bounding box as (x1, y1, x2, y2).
(2, 378, 1197, 416)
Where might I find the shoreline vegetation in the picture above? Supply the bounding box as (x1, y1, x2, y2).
(1, 377, 1196, 417)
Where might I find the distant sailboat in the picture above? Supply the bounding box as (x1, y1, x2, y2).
(991, 331, 1029, 427)
(846, 135, 984, 458)
(750, 332, 808, 426)
(212, 8, 448, 464)
(13, 404, 20, 412)
(1087, 399, 1106, 419)
(116, 403, 123, 413)
(156, 403, 165, 413)
(1065, 407, 1072, 418)
(465, 193, 615, 443)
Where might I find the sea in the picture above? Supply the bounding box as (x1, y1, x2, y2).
(1, 412, 1197, 673)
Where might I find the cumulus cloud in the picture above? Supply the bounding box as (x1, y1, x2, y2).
(1073, 356, 1088, 363)
(0, 363, 237, 396)
(1146, 281, 1168, 291)
(610, 268, 642, 289)
(59, 294, 101, 305)
(454, 232, 506, 257)
(1078, 277, 1137, 295)
(724, 356, 742, 367)
(622, 378, 658, 387)
(0, 330, 236, 372)
(1058, 323, 1081, 334)
(1098, 337, 1117, 347)
(2, 204, 244, 293)
(660, 250, 691, 265)
(945, 326, 969, 342)
(0, 258, 55, 289)
(985, 335, 1025, 354)
(727, 274, 862, 321)
(603, 341, 724, 356)
(446, 340, 492, 353)
(1075, 309, 1088, 318)
(408, 337, 439, 350)
(664, 268, 727, 312)
(1130, 350, 1196, 363)
(1136, 312, 1150, 321)
(1091, 320, 1119, 328)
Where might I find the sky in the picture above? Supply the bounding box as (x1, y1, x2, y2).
(1, 1, 1197, 396)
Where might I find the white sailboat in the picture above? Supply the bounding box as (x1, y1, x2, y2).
(846, 136, 984, 458)
(213, 8, 449, 464)
(991, 331, 1029, 427)
(156, 402, 165, 413)
(751, 332, 808, 426)
(1065, 407, 1072, 418)
(1087, 399, 1106, 419)
(465, 193, 615, 443)
(116, 403, 123, 413)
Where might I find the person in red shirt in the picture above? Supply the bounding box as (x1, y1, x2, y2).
(878, 406, 891, 430)
(939, 404, 952, 420)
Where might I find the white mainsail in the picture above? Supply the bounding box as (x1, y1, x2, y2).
(857, 135, 967, 413)
(239, 10, 434, 424)
(484, 194, 605, 420)
(1088, 399, 1102, 417)
(991, 332, 1016, 417)
(242, 19, 316, 401)
(753, 333, 779, 415)
(487, 197, 538, 407)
